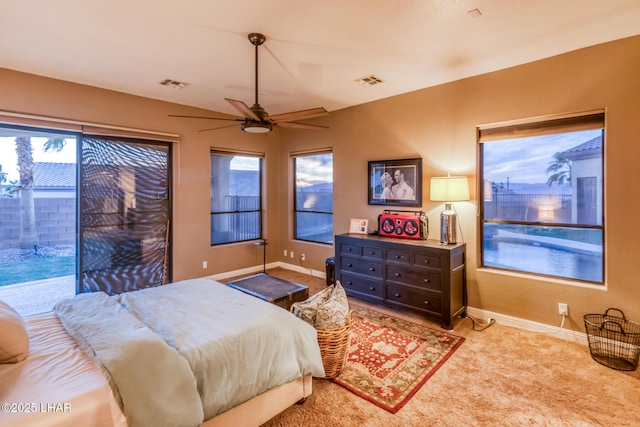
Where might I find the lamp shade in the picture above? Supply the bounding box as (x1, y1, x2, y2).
(430, 176, 470, 202)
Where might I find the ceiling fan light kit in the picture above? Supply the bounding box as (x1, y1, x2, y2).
(169, 32, 328, 133)
(242, 121, 272, 133)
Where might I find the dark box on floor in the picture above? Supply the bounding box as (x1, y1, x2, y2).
(226, 273, 309, 310)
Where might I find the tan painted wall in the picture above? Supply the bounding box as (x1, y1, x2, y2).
(1, 35, 639, 331)
(281, 35, 640, 330)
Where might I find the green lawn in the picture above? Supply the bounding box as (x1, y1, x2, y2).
(0, 256, 75, 287)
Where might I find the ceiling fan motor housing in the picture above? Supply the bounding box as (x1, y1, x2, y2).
(250, 103, 268, 120)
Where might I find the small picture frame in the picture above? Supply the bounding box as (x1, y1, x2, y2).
(349, 218, 369, 234)
(368, 158, 422, 207)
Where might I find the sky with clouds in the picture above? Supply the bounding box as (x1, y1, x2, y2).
(483, 129, 602, 185)
(0, 137, 77, 182)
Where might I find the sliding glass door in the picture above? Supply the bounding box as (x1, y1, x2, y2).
(79, 136, 171, 294)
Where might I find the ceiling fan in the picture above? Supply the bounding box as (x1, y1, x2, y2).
(169, 33, 328, 133)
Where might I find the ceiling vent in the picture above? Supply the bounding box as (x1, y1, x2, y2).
(467, 8, 482, 18)
(355, 75, 384, 86)
(159, 79, 190, 89)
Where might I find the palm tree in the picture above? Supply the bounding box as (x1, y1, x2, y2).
(0, 163, 6, 185)
(546, 152, 571, 186)
(14, 136, 66, 249)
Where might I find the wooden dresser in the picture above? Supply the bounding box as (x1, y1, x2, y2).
(334, 233, 466, 329)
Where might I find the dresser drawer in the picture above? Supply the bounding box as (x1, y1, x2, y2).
(386, 265, 441, 291)
(387, 249, 410, 264)
(414, 253, 441, 269)
(340, 256, 383, 278)
(340, 242, 359, 256)
(341, 273, 384, 298)
(362, 245, 383, 259)
(386, 284, 441, 313)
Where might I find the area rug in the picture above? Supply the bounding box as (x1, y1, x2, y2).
(333, 306, 465, 413)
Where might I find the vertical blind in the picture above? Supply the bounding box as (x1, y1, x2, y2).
(80, 136, 171, 294)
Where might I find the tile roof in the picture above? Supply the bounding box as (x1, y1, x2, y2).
(563, 134, 602, 155)
(33, 162, 76, 188)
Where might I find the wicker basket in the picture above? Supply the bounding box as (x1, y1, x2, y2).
(316, 310, 353, 379)
(291, 307, 353, 379)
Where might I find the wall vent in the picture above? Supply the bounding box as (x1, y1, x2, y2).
(355, 75, 384, 86)
(468, 8, 482, 18)
(159, 79, 190, 89)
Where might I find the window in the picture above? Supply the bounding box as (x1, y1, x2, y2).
(479, 112, 604, 283)
(293, 151, 333, 244)
(210, 151, 262, 245)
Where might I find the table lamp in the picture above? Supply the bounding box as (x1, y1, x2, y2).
(430, 175, 470, 244)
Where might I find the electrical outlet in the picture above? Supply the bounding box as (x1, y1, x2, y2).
(558, 303, 568, 316)
(300, 254, 306, 261)
(202, 261, 207, 269)
(290, 251, 294, 258)
(283, 250, 287, 257)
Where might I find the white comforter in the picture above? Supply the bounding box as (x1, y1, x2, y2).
(54, 278, 325, 427)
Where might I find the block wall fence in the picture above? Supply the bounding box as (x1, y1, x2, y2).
(0, 198, 76, 250)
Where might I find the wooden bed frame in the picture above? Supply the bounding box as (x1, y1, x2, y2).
(203, 375, 312, 427)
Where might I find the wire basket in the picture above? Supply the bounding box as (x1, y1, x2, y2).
(584, 308, 640, 371)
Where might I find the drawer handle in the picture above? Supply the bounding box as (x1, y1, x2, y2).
(424, 259, 430, 264)
(395, 273, 401, 277)
(369, 251, 375, 255)
(395, 255, 403, 259)
(369, 287, 376, 291)
(347, 263, 353, 267)
(369, 267, 375, 272)
(346, 281, 353, 286)
(347, 248, 353, 252)
(424, 300, 430, 305)
(423, 278, 430, 283)
(395, 293, 401, 298)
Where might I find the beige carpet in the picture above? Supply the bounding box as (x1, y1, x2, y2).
(225, 268, 640, 426)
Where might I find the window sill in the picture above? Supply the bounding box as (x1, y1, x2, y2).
(476, 267, 607, 290)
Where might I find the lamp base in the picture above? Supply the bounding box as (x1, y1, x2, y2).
(440, 203, 457, 244)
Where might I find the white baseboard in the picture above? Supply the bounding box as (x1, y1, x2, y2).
(466, 306, 588, 346)
(205, 261, 326, 282)
(205, 265, 586, 346)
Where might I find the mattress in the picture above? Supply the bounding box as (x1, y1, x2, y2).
(0, 312, 127, 427)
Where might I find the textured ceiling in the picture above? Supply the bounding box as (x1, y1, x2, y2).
(1, 0, 639, 118)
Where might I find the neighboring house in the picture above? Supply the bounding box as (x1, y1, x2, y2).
(229, 169, 259, 198)
(562, 135, 603, 225)
(33, 162, 76, 198)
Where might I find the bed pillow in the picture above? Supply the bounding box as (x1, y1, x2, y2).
(0, 300, 30, 363)
(315, 281, 350, 330)
(291, 285, 333, 326)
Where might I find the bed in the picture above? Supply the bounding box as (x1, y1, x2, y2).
(0, 278, 325, 427)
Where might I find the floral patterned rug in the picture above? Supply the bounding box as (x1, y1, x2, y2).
(332, 306, 465, 413)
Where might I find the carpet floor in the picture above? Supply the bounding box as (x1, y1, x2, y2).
(225, 268, 640, 426)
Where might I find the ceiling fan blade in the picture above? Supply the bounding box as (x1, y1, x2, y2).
(277, 122, 329, 131)
(225, 98, 260, 121)
(269, 107, 328, 123)
(168, 114, 242, 122)
(198, 123, 241, 132)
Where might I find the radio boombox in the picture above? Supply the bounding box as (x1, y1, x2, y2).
(378, 210, 428, 240)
